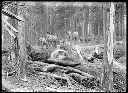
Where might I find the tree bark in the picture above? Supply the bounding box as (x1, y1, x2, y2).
(101, 4, 107, 89)
(121, 3, 125, 39)
(18, 4, 28, 79)
(82, 9, 85, 44)
(87, 7, 90, 40)
(102, 2, 114, 92)
(113, 4, 117, 41)
(123, 5, 126, 40)
(46, 4, 50, 33)
(107, 2, 114, 91)
(84, 6, 89, 43)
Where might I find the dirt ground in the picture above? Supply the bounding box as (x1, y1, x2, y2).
(2, 71, 102, 92)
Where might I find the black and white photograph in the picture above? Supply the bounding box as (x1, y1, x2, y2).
(2, 1, 126, 92)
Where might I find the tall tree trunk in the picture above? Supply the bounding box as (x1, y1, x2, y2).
(97, 6, 102, 37)
(118, 9, 121, 39)
(121, 6, 124, 39)
(64, 17, 66, 36)
(88, 7, 91, 39)
(97, 10, 99, 37)
(73, 11, 76, 33)
(115, 3, 119, 39)
(2, 34, 4, 48)
(94, 6, 98, 37)
(46, 4, 50, 33)
(89, 7, 94, 41)
(89, 7, 92, 40)
(108, 2, 114, 91)
(121, 3, 125, 39)
(113, 4, 117, 41)
(124, 4, 126, 40)
(18, 4, 28, 80)
(82, 9, 85, 44)
(102, 2, 114, 92)
(71, 13, 75, 42)
(84, 6, 89, 43)
(102, 3, 108, 90)
(49, 7, 52, 34)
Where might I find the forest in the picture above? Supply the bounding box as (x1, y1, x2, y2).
(2, 2, 126, 92)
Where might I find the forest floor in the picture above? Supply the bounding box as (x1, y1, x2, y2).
(2, 40, 126, 92)
(2, 64, 103, 92)
(2, 60, 125, 92)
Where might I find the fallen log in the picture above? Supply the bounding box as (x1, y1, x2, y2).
(28, 61, 94, 78)
(27, 60, 49, 65)
(46, 58, 81, 67)
(27, 59, 80, 67)
(27, 58, 125, 77)
(27, 62, 125, 91)
(27, 58, 126, 91)
(65, 66, 94, 78)
(39, 64, 66, 72)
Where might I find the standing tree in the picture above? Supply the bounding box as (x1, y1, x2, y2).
(46, 3, 50, 33)
(17, 2, 30, 81)
(84, 6, 89, 44)
(123, 3, 126, 40)
(87, 6, 91, 42)
(108, 2, 114, 91)
(82, 9, 85, 44)
(2, 1, 28, 80)
(102, 2, 114, 92)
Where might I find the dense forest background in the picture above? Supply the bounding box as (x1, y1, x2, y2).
(2, 2, 126, 47)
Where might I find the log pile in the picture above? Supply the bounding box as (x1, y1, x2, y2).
(26, 57, 126, 91)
